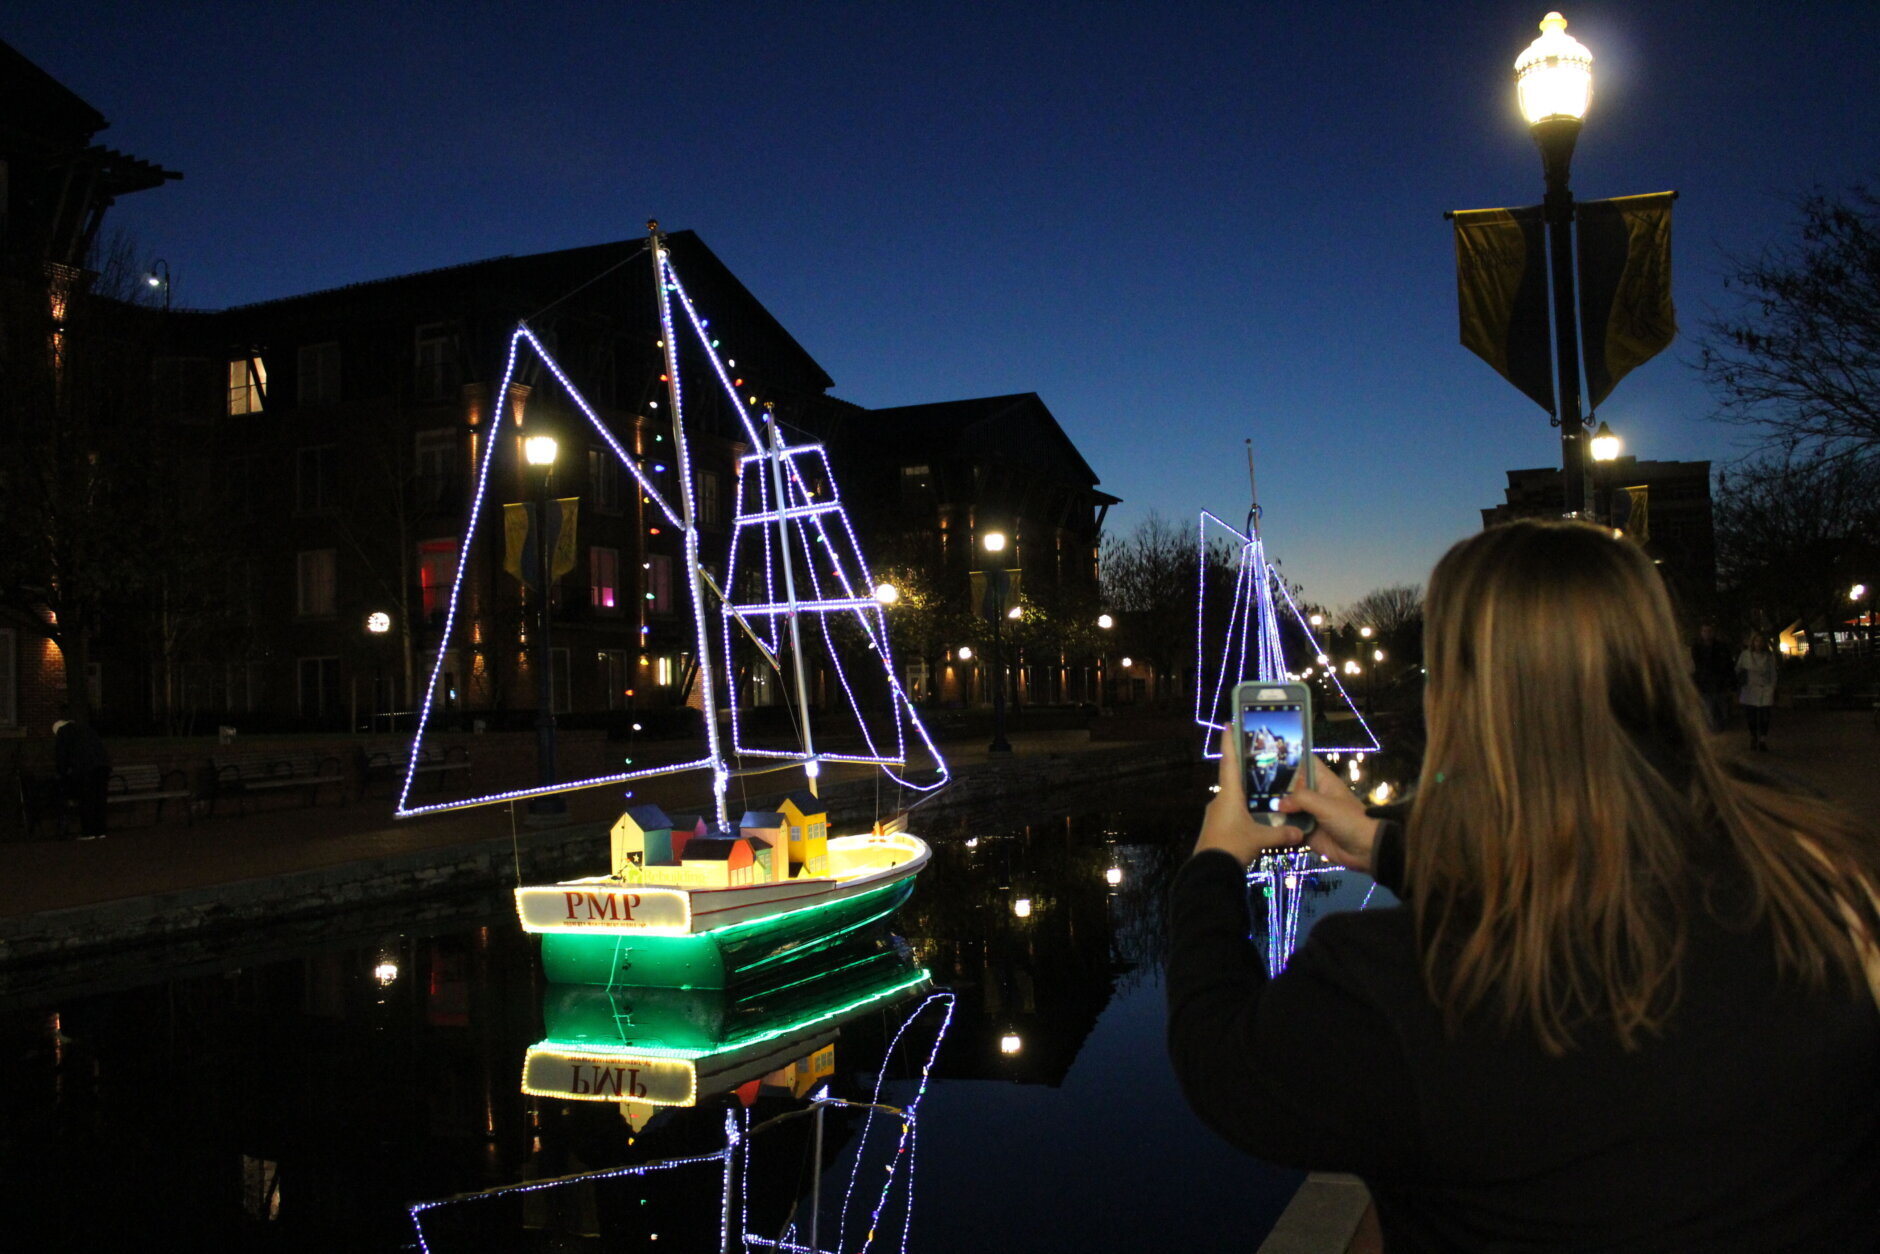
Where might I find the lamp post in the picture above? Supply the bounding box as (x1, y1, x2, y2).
(525, 434, 564, 817)
(1853, 583, 1871, 657)
(1515, 11, 1596, 516)
(1096, 613, 1113, 714)
(366, 611, 392, 731)
(1590, 420, 1621, 526)
(144, 259, 172, 312)
(983, 531, 1012, 753)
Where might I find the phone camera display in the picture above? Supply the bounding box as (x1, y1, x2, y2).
(1240, 703, 1306, 815)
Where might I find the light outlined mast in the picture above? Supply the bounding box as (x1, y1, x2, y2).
(648, 220, 730, 826)
(762, 405, 820, 798)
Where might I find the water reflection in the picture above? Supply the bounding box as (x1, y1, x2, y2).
(0, 767, 1392, 1251)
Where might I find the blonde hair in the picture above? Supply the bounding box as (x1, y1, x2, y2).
(1408, 519, 1880, 1054)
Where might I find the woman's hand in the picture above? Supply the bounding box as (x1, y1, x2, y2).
(1277, 763, 1380, 874)
(1193, 729, 1308, 868)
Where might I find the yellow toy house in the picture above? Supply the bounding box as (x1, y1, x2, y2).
(610, 804, 675, 880)
(777, 790, 829, 877)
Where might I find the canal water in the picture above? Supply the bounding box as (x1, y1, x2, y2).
(1, 765, 1391, 1252)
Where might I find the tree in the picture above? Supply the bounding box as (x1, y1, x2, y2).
(1699, 184, 1880, 461)
(1100, 513, 1236, 705)
(1342, 584, 1424, 639)
(1712, 454, 1880, 651)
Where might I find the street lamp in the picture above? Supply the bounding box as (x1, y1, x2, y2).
(144, 259, 172, 311)
(982, 531, 1012, 753)
(525, 433, 564, 817)
(873, 582, 899, 605)
(1590, 420, 1621, 525)
(1096, 613, 1113, 713)
(366, 611, 393, 731)
(1515, 11, 1596, 515)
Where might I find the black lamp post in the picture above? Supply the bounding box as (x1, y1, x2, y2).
(983, 531, 1012, 753)
(525, 433, 565, 817)
(144, 259, 172, 312)
(1515, 12, 1596, 516)
(1095, 613, 1113, 714)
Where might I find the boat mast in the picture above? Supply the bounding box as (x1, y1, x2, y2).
(762, 406, 820, 797)
(648, 220, 730, 826)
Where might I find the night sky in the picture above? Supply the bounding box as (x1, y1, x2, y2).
(10, 1, 1875, 608)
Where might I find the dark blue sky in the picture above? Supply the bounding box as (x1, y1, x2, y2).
(11, 1, 1874, 607)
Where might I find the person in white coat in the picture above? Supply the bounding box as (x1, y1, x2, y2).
(1735, 632, 1778, 751)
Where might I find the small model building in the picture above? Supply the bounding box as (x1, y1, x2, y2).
(777, 789, 829, 877)
(740, 810, 787, 882)
(680, 831, 762, 888)
(610, 804, 675, 880)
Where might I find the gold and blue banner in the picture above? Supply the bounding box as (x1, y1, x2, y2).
(1452, 205, 1554, 415)
(503, 498, 580, 589)
(1576, 192, 1677, 408)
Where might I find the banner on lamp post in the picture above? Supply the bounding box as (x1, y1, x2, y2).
(1576, 192, 1678, 408)
(1451, 205, 1554, 415)
(503, 498, 581, 590)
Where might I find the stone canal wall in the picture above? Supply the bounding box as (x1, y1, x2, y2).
(0, 737, 1195, 986)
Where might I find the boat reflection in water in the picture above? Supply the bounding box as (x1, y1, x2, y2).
(409, 931, 950, 1254)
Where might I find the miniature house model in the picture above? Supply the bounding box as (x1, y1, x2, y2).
(778, 790, 829, 877)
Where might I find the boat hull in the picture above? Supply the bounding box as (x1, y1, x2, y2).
(518, 832, 928, 989)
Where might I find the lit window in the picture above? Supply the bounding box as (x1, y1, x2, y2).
(415, 430, 458, 511)
(297, 342, 340, 407)
(591, 547, 619, 609)
(295, 550, 336, 617)
(648, 554, 674, 614)
(418, 538, 459, 617)
(228, 355, 267, 415)
(655, 656, 675, 687)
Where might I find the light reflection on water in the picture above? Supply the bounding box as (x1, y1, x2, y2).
(0, 766, 1395, 1252)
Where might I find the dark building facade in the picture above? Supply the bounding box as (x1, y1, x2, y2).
(1482, 458, 1717, 618)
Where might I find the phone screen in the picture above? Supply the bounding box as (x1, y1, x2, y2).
(1240, 703, 1307, 816)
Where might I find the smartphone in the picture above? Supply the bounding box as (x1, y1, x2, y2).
(1232, 681, 1315, 835)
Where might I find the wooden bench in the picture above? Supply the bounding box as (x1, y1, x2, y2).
(107, 764, 194, 825)
(358, 740, 472, 798)
(211, 752, 345, 814)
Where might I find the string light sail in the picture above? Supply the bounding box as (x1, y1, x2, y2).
(1195, 442, 1388, 974)
(396, 223, 946, 822)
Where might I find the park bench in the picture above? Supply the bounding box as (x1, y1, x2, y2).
(358, 740, 472, 798)
(211, 752, 345, 814)
(107, 764, 194, 826)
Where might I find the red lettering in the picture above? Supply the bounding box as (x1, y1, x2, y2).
(563, 891, 585, 920)
(593, 1067, 623, 1097)
(628, 1069, 648, 1099)
(584, 893, 619, 920)
(569, 1064, 590, 1094)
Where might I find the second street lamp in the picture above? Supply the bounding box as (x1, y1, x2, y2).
(1516, 10, 1596, 516)
(982, 531, 1013, 753)
(1590, 420, 1621, 526)
(525, 433, 565, 817)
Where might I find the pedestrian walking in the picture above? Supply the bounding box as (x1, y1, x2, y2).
(53, 710, 112, 840)
(1736, 631, 1778, 751)
(1690, 621, 1736, 732)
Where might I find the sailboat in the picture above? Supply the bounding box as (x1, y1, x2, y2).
(398, 222, 947, 987)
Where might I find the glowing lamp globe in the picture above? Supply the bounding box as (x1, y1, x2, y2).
(874, 582, 899, 605)
(983, 531, 1007, 554)
(1590, 421, 1621, 462)
(365, 611, 392, 634)
(957, 646, 974, 661)
(1097, 613, 1113, 629)
(1515, 12, 1593, 126)
(524, 434, 558, 466)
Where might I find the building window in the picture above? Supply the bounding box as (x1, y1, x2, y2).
(0, 627, 15, 728)
(296, 550, 337, 618)
(599, 649, 631, 710)
(295, 445, 338, 514)
(228, 355, 267, 415)
(152, 357, 221, 420)
(415, 429, 458, 511)
(589, 448, 620, 513)
(415, 324, 459, 403)
(903, 658, 930, 704)
(296, 657, 340, 720)
(698, 469, 722, 528)
(648, 554, 674, 614)
(591, 546, 620, 610)
(655, 655, 676, 687)
(298, 342, 340, 407)
(419, 538, 459, 618)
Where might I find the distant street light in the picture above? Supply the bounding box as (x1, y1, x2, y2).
(525, 433, 564, 817)
(145, 258, 172, 311)
(1590, 420, 1622, 525)
(1096, 613, 1113, 712)
(874, 582, 899, 605)
(983, 531, 1012, 753)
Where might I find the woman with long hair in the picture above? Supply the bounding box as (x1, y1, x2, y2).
(1167, 520, 1880, 1251)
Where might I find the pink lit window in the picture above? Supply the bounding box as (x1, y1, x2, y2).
(419, 538, 459, 617)
(591, 547, 619, 610)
